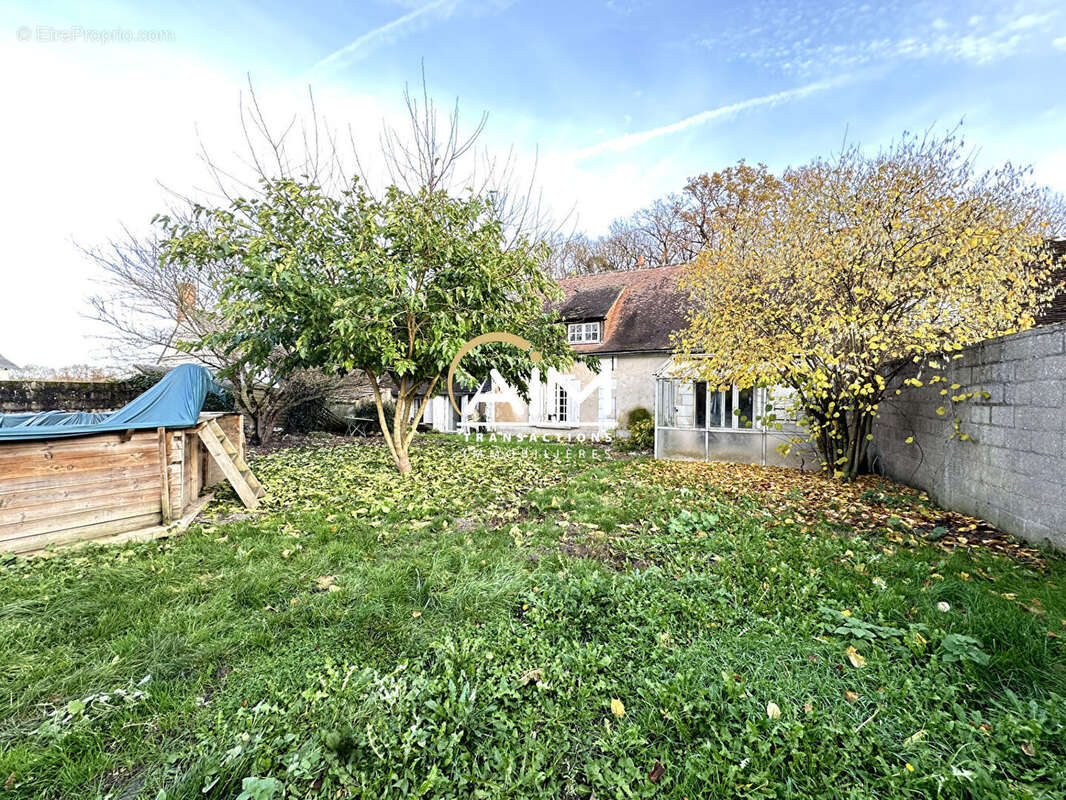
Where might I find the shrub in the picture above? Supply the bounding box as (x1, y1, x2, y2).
(614, 407, 654, 452)
(627, 418, 654, 451)
(127, 367, 233, 412)
(626, 407, 652, 427)
(346, 398, 396, 435)
(284, 394, 346, 433)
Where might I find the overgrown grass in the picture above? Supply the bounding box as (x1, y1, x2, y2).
(1, 436, 1064, 799)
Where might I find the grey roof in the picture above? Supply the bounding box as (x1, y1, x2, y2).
(0, 353, 18, 371)
(557, 284, 625, 321)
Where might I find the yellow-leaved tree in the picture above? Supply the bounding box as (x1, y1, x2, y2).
(674, 133, 1064, 479)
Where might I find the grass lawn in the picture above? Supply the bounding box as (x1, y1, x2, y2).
(2, 435, 1065, 799)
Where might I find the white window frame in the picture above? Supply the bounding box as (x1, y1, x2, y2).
(567, 321, 601, 344)
(553, 382, 569, 423)
(704, 385, 765, 431)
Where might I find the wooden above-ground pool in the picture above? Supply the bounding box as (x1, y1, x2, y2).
(0, 412, 247, 555)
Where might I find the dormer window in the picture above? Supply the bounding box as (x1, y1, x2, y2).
(567, 321, 601, 344)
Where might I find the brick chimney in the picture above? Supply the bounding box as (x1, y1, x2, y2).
(176, 282, 196, 323)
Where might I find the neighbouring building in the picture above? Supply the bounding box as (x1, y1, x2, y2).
(419, 264, 815, 467)
(421, 264, 687, 436)
(0, 353, 18, 381)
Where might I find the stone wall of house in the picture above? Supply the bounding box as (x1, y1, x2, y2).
(614, 352, 668, 426)
(0, 379, 143, 415)
(871, 322, 1066, 550)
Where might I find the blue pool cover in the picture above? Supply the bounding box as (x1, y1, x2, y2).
(0, 364, 225, 442)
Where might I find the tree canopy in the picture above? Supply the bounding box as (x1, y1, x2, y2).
(674, 133, 1064, 479)
(161, 178, 575, 473)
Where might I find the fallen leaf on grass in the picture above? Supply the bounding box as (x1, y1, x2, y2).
(845, 691, 859, 703)
(518, 668, 543, 687)
(629, 461, 1046, 566)
(803, 702, 814, 714)
(648, 761, 665, 783)
(610, 698, 626, 718)
(314, 575, 339, 592)
(846, 646, 867, 668)
(1021, 742, 1036, 757)
(903, 729, 926, 746)
(766, 702, 781, 719)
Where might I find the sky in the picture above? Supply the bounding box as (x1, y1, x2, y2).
(1, 0, 1066, 367)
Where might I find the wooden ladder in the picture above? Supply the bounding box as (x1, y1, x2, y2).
(197, 419, 266, 509)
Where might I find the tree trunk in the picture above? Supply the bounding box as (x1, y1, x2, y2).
(830, 408, 872, 480)
(255, 411, 278, 446)
(808, 405, 872, 481)
(393, 445, 412, 474)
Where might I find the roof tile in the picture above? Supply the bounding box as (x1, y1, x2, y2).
(555, 265, 688, 354)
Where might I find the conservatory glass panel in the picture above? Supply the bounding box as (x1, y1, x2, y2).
(657, 380, 676, 427)
(737, 387, 755, 428)
(709, 390, 723, 427)
(694, 381, 707, 428)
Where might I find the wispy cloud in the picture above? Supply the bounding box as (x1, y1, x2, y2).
(311, 0, 458, 74)
(573, 75, 854, 160)
(693, 1, 1060, 75)
(1054, 36, 1066, 51)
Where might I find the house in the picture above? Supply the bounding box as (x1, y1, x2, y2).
(420, 265, 688, 435)
(0, 352, 18, 380)
(653, 238, 1066, 469)
(414, 263, 816, 468)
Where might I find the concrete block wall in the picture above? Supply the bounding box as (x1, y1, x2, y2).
(871, 322, 1066, 550)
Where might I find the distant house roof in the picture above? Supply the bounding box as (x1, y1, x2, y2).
(555, 264, 688, 354)
(1036, 239, 1066, 327)
(0, 352, 18, 371)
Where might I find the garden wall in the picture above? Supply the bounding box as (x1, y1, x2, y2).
(871, 322, 1066, 550)
(0, 379, 142, 414)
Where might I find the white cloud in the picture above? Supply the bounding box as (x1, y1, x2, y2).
(0, 30, 651, 365)
(695, 2, 1060, 74)
(1007, 12, 1052, 31)
(1032, 149, 1066, 198)
(1054, 36, 1066, 51)
(573, 75, 854, 160)
(0, 41, 411, 368)
(310, 0, 459, 74)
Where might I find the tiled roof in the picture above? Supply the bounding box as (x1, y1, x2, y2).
(555, 265, 688, 354)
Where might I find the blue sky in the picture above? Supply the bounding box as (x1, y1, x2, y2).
(2, 0, 1066, 365)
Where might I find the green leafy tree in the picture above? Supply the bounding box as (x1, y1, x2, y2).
(161, 178, 575, 473)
